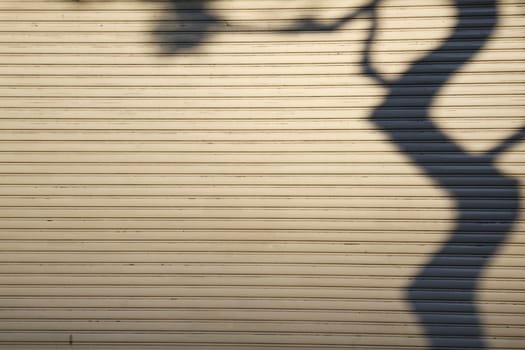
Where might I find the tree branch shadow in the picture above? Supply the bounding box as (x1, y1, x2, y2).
(88, 0, 524, 348)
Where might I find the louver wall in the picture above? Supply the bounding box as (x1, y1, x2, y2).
(0, 0, 523, 349)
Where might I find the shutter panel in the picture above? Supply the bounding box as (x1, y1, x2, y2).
(0, 1, 523, 349)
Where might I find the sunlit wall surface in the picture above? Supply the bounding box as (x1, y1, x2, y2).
(0, 1, 523, 349)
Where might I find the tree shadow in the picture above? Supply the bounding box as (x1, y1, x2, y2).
(115, 0, 524, 348)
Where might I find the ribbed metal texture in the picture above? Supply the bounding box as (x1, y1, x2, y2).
(0, 0, 523, 349)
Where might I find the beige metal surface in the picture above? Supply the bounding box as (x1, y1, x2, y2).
(0, 0, 523, 349)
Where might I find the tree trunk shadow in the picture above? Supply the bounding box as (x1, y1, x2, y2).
(367, 1, 521, 348)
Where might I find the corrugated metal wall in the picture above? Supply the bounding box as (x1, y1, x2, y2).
(0, 0, 523, 349)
